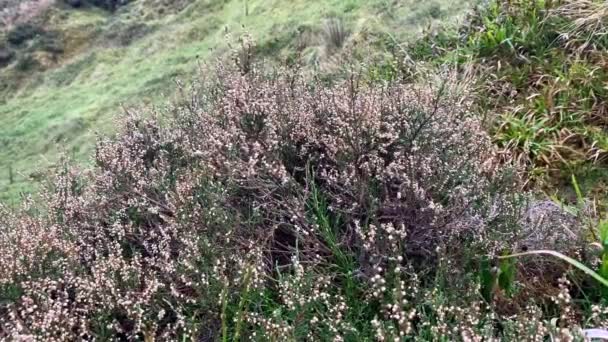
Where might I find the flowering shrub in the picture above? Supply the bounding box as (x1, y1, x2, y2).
(2, 60, 596, 340)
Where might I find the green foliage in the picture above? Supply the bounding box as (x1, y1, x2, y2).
(479, 254, 517, 302)
(0, 283, 22, 306)
(498, 256, 516, 296)
(220, 266, 253, 342)
(479, 256, 495, 303)
(408, 0, 608, 193)
(34, 32, 65, 54)
(494, 114, 553, 166)
(305, 172, 377, 337)
(596, 220, 608, 299)
(14, 54, 39, 71)
(7, 23, 43, 46)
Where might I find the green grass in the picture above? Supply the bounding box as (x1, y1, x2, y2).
(407, 0, 608, 201)
(0, 0, 473, 203)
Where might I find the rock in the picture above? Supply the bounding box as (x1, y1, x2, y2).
(518, 200, 582, 252)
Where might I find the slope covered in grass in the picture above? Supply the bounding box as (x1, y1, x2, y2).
(407, 0, 608, 203)
(0, 0, 473, 203)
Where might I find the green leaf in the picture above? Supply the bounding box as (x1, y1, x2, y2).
(479, 256, 496, 303)
(571, 174, 584, 206)
(599, 220, 608, 250)
(498, 257, 516, 296)
(601, 253, 608, 280)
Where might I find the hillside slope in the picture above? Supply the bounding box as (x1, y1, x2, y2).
(0, 0, 473, 202)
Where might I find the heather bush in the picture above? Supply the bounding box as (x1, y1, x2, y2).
(0, 59, 598, 340)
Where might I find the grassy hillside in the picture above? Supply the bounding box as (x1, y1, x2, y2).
(0, 0, 473, 203)
(407, 0, 608, 204)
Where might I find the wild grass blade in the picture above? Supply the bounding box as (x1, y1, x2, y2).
(498, 250, 608, 288)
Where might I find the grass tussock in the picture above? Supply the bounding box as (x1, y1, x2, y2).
(408, 0, 608, 192)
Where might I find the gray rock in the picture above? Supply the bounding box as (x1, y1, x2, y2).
(518, 200, 582, 252)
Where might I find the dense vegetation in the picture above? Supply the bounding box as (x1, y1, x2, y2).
(0, 0, 469, 203)
(410, 0, 608, 198)
(2, 0, 608, 340)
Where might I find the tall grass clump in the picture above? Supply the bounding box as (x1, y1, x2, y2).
(0, 55, 602, 339)
(407, 0, 608, 191)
